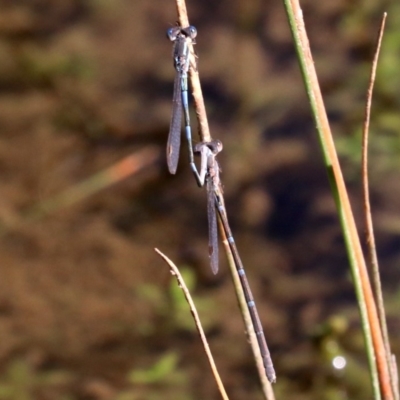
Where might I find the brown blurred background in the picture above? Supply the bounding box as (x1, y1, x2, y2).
(0, 1, 400, 399)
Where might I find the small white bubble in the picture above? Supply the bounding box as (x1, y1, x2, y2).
(332, 355, 346, 370)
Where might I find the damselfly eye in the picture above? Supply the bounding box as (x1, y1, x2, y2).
(188, 25, 197, 39)
(207, 140, 223, 155)
(166, 27, 180, 41)
(214, 140, 223, 153)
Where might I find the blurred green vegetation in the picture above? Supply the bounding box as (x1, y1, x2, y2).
(117, 352, 193, 400)
(0, 359, 72, 400)
(135, 267, 215, 335)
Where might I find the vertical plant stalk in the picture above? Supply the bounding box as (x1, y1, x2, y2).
(282, 1, 393, 399)
(155, 249, 230, 400)
(171, 1, 275, 397)
(361, 13, 399, 400)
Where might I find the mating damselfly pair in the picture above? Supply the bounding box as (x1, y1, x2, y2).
(166, 24, 276, 384)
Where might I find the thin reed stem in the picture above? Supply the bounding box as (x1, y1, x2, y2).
(361, 13, 399, 400)
(155, 248, 230, 400)
(282, 1, 393, 399)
